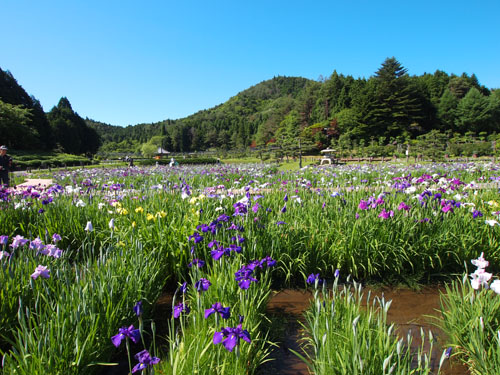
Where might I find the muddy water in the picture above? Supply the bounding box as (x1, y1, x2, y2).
(101, 287, 469, 375)
(262, 287, 469, 375)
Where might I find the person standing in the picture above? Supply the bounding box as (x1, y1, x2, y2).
(0, 145, 12, 187)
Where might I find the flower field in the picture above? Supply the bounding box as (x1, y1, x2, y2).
(1, 161, 500, 374)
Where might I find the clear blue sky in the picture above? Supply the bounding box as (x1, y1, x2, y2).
(2, 0, 499, 127)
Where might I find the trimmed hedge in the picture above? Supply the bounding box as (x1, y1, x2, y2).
(136, 157, 220, 166)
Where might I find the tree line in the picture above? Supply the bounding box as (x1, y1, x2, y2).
(0, 68, 100, 154)
(2, 58, 499, 157)
(89, 57, 500, 157)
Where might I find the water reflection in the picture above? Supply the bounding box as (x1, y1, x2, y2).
(263, 287, 469, 375)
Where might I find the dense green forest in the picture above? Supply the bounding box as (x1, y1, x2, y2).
(0, 68, 100, 154)
(2, 58, 500, 157)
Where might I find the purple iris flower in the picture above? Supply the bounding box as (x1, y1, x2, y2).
(195, 278, 211, 292)
(217, 214, 231, 222)
(280, 205, 287, 213)
(188, 232, 204, 243)
(397, 202, 411, 211)
(173, 302, 190, 318)
(133, 301, 143, 317)
(252, 203, 260, 213)
(378, 209, 394, 219)
(444, 347, 453, 358)
(334, 269, 340, 278)
(235, 267, 258, 289)
(473, 210, 483, 219)
(231, 235, 245, 243)
(213, 324, 251, 352)
(211, 246, 230, 260)
(208, 240, 220, 248)
(0, 235, 8, 246)
(204, 302, 231, 319)
(358, 200, 369, 210)
(52, 233, 62, 243)
(111, 325, 141, 347)
(131, 349, 160, 373)
(11, 235, 29, 249)
(228, 244, 242, 253)
(284, 194, 288, 202)
(260, 256, 276, 267)
(233, 203, 248, 216)
(188, 258, 205, 268)
(306, 273, 321, 284)
(30, 237, 45, 252)
(180, 282, 188, 294)
(442, 204, 454, 213)
(197, 224, 210, 233)
(276, 221, 286, 225)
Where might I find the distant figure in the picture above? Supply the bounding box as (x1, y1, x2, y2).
(0, 145, 13, 187)
(128, 157, 134, 167)
(169, 157, 175, 167)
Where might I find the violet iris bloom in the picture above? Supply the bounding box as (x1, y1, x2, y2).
(213, 324, 251, 352)
(211, 246, 230, 260)
(133, 301, 143, 317)
(52, 233, 62, 243)
(358, 200, 369, 210)
(30, 238, 45, 252)
(173, 302, 190, 318)
(195, 278, 211, 292)
(204, 302, 230, 319)
(31, 265, 50, 280)
(11, 235, 28, 249)
(397, 202, 411, 211)
(180, 282, 188, 294)
(306, 273, 321, 284)
(378, 209, 394, 219)
(188, 258, 205, 268)
(472, 210, 483, 219)
(132, 349, 160, 373)
(280, 205, 287, 213)
(188, 232, 204, 243)
(0, 235, 8, 246)
(111, 325, 141, 347)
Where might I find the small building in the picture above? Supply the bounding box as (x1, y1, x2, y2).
(155, 147, 170, 159)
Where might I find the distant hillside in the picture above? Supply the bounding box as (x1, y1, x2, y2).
(86, 58, 499, 155)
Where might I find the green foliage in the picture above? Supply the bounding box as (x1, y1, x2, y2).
(0, 68, 54, 150)
(47, 97, 101, 155)
(299, 277, 440, 374)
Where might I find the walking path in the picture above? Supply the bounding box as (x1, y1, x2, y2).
(14, 178, 53, 190)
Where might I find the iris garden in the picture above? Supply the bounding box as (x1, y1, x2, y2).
(1, 161, 500, 374)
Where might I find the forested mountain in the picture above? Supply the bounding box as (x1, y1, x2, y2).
(0, 68, 100, 154)
(88, 58, 500, 155)
(2, 58, 500, 156)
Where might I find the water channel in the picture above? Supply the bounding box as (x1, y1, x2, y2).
(104, 286, 470, 374)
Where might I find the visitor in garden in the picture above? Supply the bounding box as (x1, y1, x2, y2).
(169, 157, 176, 167)
(0, 145, 12, 187)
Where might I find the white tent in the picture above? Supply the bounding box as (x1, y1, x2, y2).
(157, 147, 170, 154)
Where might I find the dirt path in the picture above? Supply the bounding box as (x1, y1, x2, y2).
(14, 178, 53, 190)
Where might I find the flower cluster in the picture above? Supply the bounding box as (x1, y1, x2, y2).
(234, 256, 276, 290)
(213, 324, 251, 352)
(470, 252, 500, 293)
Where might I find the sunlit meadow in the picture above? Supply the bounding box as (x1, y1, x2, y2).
(1, 161, 500, 374)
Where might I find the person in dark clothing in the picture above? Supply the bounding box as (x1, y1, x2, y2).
(0, 145, 13, 187)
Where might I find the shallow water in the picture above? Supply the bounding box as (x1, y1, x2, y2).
(101, 286, 469, 375)
(261, 287, 469, 375)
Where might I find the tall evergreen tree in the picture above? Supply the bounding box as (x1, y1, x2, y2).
(371, 57, 424, 138)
